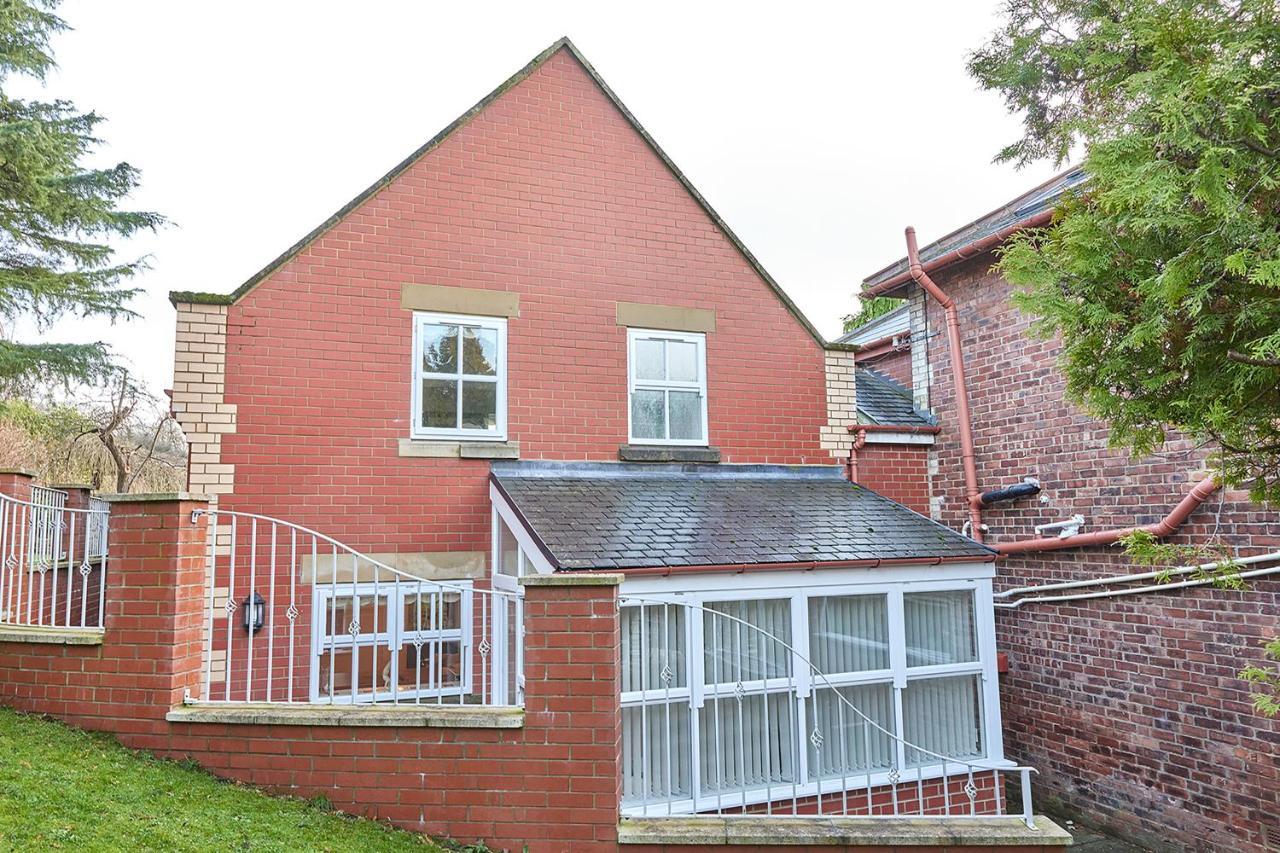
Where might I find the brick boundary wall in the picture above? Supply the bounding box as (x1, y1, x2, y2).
(0, 491, 625, 853)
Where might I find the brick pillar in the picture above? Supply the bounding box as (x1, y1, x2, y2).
(520, 573, 623, 853)
(99, 493, 210, 716)
(0, 468, 35, 502)
(51, 484, 93, 511)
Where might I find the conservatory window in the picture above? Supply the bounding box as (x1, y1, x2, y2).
(620, 583, 994, 813)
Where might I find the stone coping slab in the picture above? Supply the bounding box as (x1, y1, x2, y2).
(167, 702, 523, 729)
(0, 625, 104, 646)
(520, 573, 624, 587)
(98, 492, 211, 503)
(617, 815, 1072, 846)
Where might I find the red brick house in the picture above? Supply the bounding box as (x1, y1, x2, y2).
(848, 169, 1280, 852)
(60, 36, 1079, 850)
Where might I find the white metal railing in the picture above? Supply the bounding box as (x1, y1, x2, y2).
(0, 490, 110, 629)
(192, 509, 523, 708)
(619, 595, 1036, 826)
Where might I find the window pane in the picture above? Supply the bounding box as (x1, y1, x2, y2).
(904, 590, 977, 667)
(462, 327, 498, 376)
(808, 594, 889, 674)
(808, 682, 896, 780)
(461, 381, 497, 430)
(399, 638, 465, 692)
(703, 599, 792, 684)
(668, 391, 703, 441)
(323, 592, 391, 639)
(631, 389, 665, 440)
(401, 589, 463, 632)
(699, 692, 795, 793)
(902, 675, 984, 766)
(622, 604, 688, 692)
(420, 323, 458, 374)
(667, 340, 698, 382)
(622, 703, 693, 804)
(317, 645, 398, 700)
(634, 338, 665, 381)
(497, 518, 520, 577)
(420, 379, 458, 429)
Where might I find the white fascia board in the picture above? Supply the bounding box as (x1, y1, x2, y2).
(861, 431, 935, 445)
(619, 561, 993, 597)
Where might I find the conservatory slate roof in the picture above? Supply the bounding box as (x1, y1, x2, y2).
(490, 462, 994, 571)
(856, 368, 936, 428)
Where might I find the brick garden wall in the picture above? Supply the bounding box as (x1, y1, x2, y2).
(914, 253, 1280, 852)
(179, 46, 841, 555)
(0, 494, 625, 853)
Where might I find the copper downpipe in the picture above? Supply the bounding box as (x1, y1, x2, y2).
(904, 227, 986, 542)
(857, 222, 1219, 556)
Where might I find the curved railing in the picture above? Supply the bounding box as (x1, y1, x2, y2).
(0, 490, 110, 630)
(618, 594, 1036, 826)
(192, 509, 523, 708)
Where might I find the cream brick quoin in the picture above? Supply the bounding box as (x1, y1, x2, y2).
(171, 302, 236, 496)
(820, 349, 857, 461)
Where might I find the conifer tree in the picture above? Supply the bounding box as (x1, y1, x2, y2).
(0, 1, 162, 392)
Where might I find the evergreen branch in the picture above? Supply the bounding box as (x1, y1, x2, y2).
(0, 339, 115, 394)
(1227, 349, 1280, 367)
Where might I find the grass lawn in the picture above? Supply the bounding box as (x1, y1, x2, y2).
(0, 707, 443, 852)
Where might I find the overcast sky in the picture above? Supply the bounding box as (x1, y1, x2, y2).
(23, 1, 1060, 396)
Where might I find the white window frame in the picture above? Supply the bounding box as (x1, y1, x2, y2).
(411, 311, 507, 441)
(617, 574, 1006, 815)
(308, 580, 473, 704)
(627, 328, 709, 446)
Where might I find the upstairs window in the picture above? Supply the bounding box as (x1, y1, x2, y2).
(628, 329, 708, 445)
(412, 312, 506, 440)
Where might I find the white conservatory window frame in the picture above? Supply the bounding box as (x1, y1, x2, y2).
(411, 311, 508, 441)
(627, 328, 709, 446)
(617, 572, 1007, 815)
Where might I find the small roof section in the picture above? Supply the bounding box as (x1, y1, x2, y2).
(862, 166, 1087, 291)
(491, 462, 992, 572)
(834, 303, 911, 346)
(856, 368, 935, 428)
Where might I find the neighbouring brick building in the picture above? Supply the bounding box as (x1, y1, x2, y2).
(849, 169, 1279, 853)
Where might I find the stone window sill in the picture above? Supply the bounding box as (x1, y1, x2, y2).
(398, 438, 520, 459)
(166, 702, 523, 729)
(617, 815, 1071, 846)
(618, 445, 721, 463)
(0, 625, 104, 646)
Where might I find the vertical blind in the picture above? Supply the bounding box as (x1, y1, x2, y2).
(621, 587, 987, 809)
(902, 675, 983, 766)
(904, 590, 976, 667)
(808, 594, 889, 675)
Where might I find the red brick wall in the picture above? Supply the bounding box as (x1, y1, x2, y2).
(917, 253, 1280, 852)
(0, 498, 626, 852)
(214, 47, 831, 551)
(855, 442, 930, 515)
(859, 347, 913, 389)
